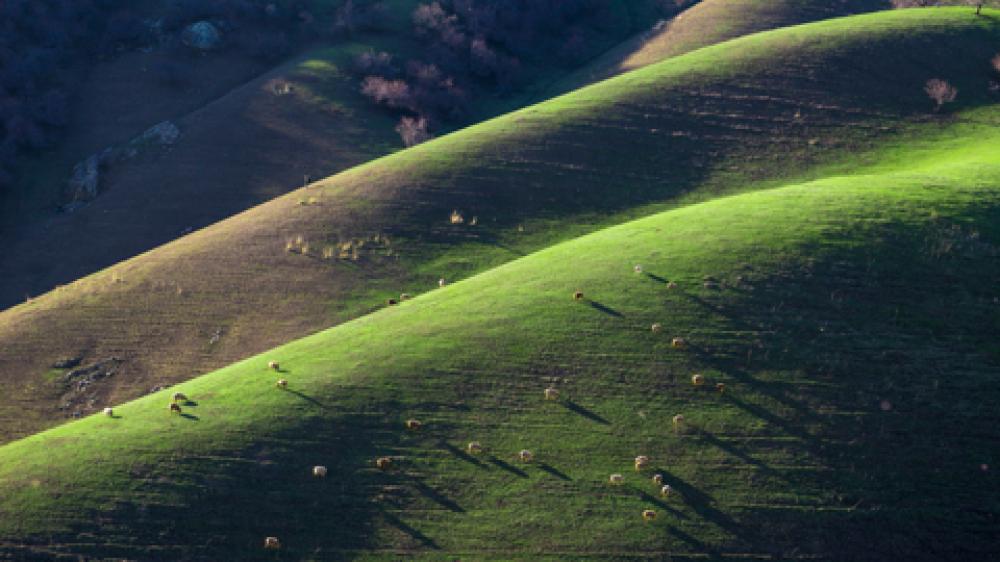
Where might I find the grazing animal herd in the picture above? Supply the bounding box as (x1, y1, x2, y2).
(96, 266, 722, 550)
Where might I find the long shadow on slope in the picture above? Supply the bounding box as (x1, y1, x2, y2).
(690, 214, 1000, 560)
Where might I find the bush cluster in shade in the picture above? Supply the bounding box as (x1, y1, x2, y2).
(358, 0, 688, 146)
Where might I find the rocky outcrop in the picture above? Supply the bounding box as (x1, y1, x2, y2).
(66, 154, 100, 203)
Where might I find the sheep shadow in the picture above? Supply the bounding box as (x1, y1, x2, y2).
(588, 300, 624, 318)
(645, 273, 669, 284)
(438, 441, 487, 468)
(695, 430, 787, 482)
(182, 400, 198, 407)
(635, 489, 687, 519)
(381, 510, 440, 549)
(487, 455, 528, 478)
(537, 462, 572, 481)
(284, 388, 326, 408)
(561, 400, 610, 425)
(410, 480, 464, 513)
(179, 413, 199, 421)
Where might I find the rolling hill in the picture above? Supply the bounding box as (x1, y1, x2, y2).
(0, 107, 997, 559)
(0, 0, 668, 310)
(0, 8, 998, 445)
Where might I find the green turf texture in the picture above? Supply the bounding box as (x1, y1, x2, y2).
(1, 7, 999, 560)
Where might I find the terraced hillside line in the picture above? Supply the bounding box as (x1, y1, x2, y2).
(0, 141, 997, 559)
(0, 9, 998, 445)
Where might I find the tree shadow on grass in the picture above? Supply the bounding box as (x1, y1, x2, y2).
(408, 479, 464, 513)
(634, 489, 687, 519)
(695, 429, 789, 483)
(537, 462, 572, 481)
(561, 399, 611, 425)
(487, 455, 528, 478)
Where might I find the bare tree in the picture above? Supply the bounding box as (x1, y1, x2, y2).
(924, 79, 958, 112)
(395, 116, 433, 147)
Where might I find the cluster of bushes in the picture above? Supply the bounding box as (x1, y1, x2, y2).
(357, 0, 688, 146)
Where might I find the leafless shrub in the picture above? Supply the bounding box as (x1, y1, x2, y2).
(924, 79, 957, 112)
(395, 116, 433, 147)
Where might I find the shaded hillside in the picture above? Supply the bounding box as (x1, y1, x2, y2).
(0, 128, 997, 559)
(0, 9, 997, 444)
(545, 0, 888, 97)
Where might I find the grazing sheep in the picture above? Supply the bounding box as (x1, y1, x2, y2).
(467, 441, 484, 455)
(716, 383, 726, 393)
(634, 264, 643, 274)
(652, 474, 663, 485)
(264, 537, 280, 550)
(518, 449, 534, 463)
(660, 484, 673, 497)
(400, 293, 412, 301)
(276, 379, 288, 389)
(691, 374, 705, 386)
(103, 407, 114, 417)
(672, 414, 685, 427)
(439, 278, 447, 287)
(313, 465, 328, 478)
(387, 298, 399, 305)
(405, 419, 422, 430)
(573, 290, 584, 301)
(172, 392, 187, 402)
(450, 210, 464, 224)
(544, 387, 560, 401)
(169, 403, 182, 414)
(651, 323, 662, 333)
(634, 455, 651, 471)
(642, 509, 657, 521)
(268, 360, 280, 371)
(609, 473, 624, 485)
(375, 457, 392, 470)
(667, 281, 678, 290)
(671, 337, 687, 349)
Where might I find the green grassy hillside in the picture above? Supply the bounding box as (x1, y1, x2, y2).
(1, 112, 997, 559)
(0, 8, 997, 445)
(546, 0, 886, 97)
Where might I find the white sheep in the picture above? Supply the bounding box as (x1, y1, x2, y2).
(667, 281, 678, 290)
(634, 264, 643, 274)
(439, 278, 447, 287)
(467, 441, 484, 455)
(264, 536, 280, 550)
(691, 374, 705, 386)
(716, 382, 726, 393)
(609, 473, 624, 485)
(634, 455, 650, 471)
(313, 465, 328, 478)
(672, 414, 685, 427)
(276, 379, 288, 389)
(660, 484, 673, 497)
(671, 337, 687, 349)
(375, 457, 392, 470)
(642, 509, 657, 521)
(652, 473, 663, 485)
(400, 293, 412, 301)
(268, 360, 280, 371)
(518, 449, 534, 463)
(544, 387, 560, 401)
(651, 323, 662, 333)
(405, 419, 423, 430)
(103, 407, 114, 417)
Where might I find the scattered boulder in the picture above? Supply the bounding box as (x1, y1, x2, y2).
(181, 21, 223, 51)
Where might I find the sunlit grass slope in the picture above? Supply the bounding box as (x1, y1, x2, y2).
(0, 8, 998, 445)
(546, 0, 887, 97)
(1, 123, 998, 559)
